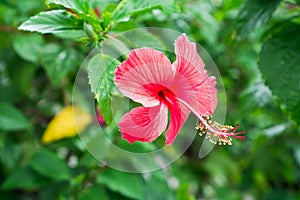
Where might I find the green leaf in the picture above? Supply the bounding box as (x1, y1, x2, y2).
(142, 171, 175, 199)
(0, 137, 21, 170)
(46, 0, 89, 13)
(2, 167, 49, 190)
(13, 34, 44, 63)
(53, 30, 86, 40)
(46, 0, 101, 31)
(29, 149, 70, 181)
(84, 22, 98, 42)
(263, 122, 293, 137)
(0, 84, 20, 103)
(295, 147, 300, 167)
(97, 169, 144, 200)
(78, 184, 108, 200)
(41, 44, 81, 85)
(259, 23, 300, 124)
(0, 103, 30, 131)
(112, 0, 172, 23)
(101, 11, 112, 31)
(118, 139, 157, 153)
(176, 184, 195, 200)
(78, 152, 99, 168)
(0, 4, 16, 25)
(102, 3, 118, 13)
(239, 82, 272, 110)
(88, 54, 120, 124)
(40, 182, 69, 200)
(117, 29, 165, 49)
(236, 0, 282, 38)
(111, 21, 136, 32)
(18, 10, 83, 34)
(14, 63, 37, 95)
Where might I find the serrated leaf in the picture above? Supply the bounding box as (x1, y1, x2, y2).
(13, 34, 44, 63)
(2, 167, 49, 190)
(236, 0, 282, 38)
(30, 149, 70, 180)
(112, 0, 172, 23)
(0, 103, 30, 131)
(46, 0, 89, 13)
(46, 0, 100, 28)
(42, 106, 91, 144)
(259, 23, 300, 124)
(18, 10, 83, 34)
(47, 0, 101, 32)
(88, 54, 120, 124)
(97, 169, 144, 200)
(40, 44, 82, 85)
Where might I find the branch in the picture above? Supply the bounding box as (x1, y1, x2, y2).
(0, 24, 18, 33)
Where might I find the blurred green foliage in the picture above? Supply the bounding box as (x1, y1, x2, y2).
(0, 0, 300, 199)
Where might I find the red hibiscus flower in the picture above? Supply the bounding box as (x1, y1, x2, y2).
(114, 34, 244, 145)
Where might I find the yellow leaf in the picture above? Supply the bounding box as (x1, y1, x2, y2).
(42, 105, 92, 144)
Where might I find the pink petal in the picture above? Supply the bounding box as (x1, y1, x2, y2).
(114, 48, 175, 107)
(171, 34, 218, 115)
(172, 34, 205, 72)
(119, 104, 168, 143)
(157, 89, 190, 145)
(165, 100, 190, 145)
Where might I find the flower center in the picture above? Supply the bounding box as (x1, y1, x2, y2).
(158, 89, 176, 108)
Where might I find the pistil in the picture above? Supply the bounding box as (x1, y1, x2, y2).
(176, 97, 245, 145)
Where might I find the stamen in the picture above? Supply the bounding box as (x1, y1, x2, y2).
(176, 97, 245, 145)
